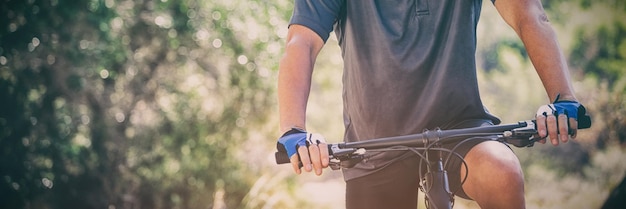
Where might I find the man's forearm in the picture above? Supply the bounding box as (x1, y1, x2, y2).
(518, 17, 577, 102)
(495, 0, 577, 102)
(278, 25, 325, 133)
(278, 52, 313, 133)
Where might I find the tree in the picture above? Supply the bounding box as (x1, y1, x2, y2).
(0, 0, 284, 208)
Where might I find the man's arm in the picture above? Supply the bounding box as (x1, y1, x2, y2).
(278, 24, 329, 174)
(493, 0, 578, 145)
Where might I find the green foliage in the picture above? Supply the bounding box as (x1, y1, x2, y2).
(0, 0, 285, 208)
(480, 39, 528, 73)
(570, 21, 626, 93)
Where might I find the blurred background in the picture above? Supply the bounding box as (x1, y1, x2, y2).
(0, 0, 624, 208)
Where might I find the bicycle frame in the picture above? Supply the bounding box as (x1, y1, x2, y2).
(275, 118, 591, 208)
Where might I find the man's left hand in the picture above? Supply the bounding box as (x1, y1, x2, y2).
(535, 100, 586, 145)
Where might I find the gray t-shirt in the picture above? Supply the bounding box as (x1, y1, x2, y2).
(290, 0, 500, 180)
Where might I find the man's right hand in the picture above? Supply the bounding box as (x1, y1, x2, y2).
(277, 129, 330, 175)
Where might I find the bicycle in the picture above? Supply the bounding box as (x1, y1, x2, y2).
(275, 114, 592, 209)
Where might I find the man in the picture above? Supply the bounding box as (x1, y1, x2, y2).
(276, 0, 585, 208)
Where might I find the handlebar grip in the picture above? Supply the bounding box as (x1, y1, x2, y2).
(578, 114, 592, 129)
(275, 151, 290, 164)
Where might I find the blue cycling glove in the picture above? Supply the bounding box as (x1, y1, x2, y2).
(553, 100, 584, 119)
(276, 128, 308, 158)
(537, 100, 583, 119)
(536, 99, 591, 129)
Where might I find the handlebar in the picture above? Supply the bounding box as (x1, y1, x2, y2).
(275, 116, 592, 166)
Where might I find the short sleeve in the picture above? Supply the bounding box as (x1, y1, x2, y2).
(289, 0, 344, 42)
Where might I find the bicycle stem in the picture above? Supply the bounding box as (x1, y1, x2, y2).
(425, 150, 452, 209)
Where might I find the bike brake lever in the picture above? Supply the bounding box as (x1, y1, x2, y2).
(501, 120, 538, 147)
(328, 144, 365, 170)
